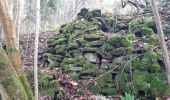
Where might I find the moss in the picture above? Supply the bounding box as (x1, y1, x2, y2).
(19, 75, 34, 100)
(0, 46, 29, 100)
(44, 54, 63, 67)
(84, 34, 100, 41)
(106, 63, 117, 69)
(70, 72, 79, 80)
(91, 73, 113, 94)
(67, 43, 78, 51)
(85, 41, 103, 48)
(117, 23, 128, 30)
(142, 43, 150, 51)
(68, 50, 82, 57)
(105, 17, 115, 27)
(44, 53, 63, 63)
(144, 19, 155, 28)
(133, 71, 150, 94)
(100, 42, 113, 51)
(150, 63, 160, 72)
(108, 34, 121, 42)
(141, 27, 154, 35)
(59, 22, 74, 34)
(127, 34, 136, 40)
(55, 38, 67, 44)
(108, 35, 123, 48)
(80, 47, 97, 53)
(116, 73, 132, 94)
(55, 45, 67, 55)
(48, 62, 60, 68)
(129, 18, 143, 27)
(111, 47, 127, 56)
(121, 37, 132, 47)
(74, 20, 92, 30)
(132, 52, 159, 72)
(62, 58, 77, 64)
(39, 71, 59, 97)
(101, 87, 115, 94)
(81, 62, 99, 75)
(142, 36, 159, 45)
(149, 52, 158, 59)
(148, 74, 170, 97)
(163, 25, 170, 35)
(0, 49, 8, 65)
(61, 65, 70, 72)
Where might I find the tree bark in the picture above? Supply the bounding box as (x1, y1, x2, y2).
(13, 0, 23, 49)
(152, 0, 170, 86)
(0, 0, 34, 99)
(0, 43, 28, 100)
(34, 0, 40, 99)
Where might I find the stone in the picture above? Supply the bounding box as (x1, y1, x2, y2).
(77, 8, 88, 17)
(101, 59, 110, 69)
(112, 56, 125, 65)
(84, 53, 99, 63)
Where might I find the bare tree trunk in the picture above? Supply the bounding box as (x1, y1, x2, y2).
(0, 43, 28, 100)
(0, 0, 34, 99)
(152, 0, 170, 86)
(13, 0, 24, 49)
(34, 0, 40, 99)
(13, 0, 20, 49)
(0, 0, 22, 75)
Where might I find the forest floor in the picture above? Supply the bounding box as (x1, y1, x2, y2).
(20, 31, 58, 69)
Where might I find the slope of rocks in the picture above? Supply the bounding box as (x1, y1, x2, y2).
(42, 8, 170, 99)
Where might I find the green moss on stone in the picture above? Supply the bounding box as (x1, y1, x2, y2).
(85, 41, 103, 48)
(80, 47, 97, 53)
(81, 62, 99, 75)
(141, 27, 154, 35)
(127, 34, 136, 40)
(101, 87, 115, 94)
(84, 34, 101, 41)
(144, 20, 155, 28)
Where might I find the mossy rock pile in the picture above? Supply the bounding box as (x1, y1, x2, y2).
(43, 8, 170, 99)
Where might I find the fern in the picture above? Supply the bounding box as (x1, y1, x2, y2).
(120, 93, 134, 100)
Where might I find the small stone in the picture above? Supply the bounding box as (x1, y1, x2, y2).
(84, 53, 99, 63)
(102, 59, 109, 63)
(112, 56, 125, 64)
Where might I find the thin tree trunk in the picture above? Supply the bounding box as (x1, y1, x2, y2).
(34, 0, 40, 99)
(0, 43, 28, 100)
(0, 0, 34, 99)
(152, 0, 170, 86)
(13, 0, 20, 49)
